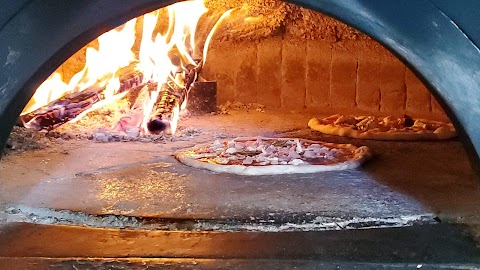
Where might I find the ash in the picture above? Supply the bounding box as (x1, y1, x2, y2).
(2, 204, 437, 232)
(4, 126, 50, 154)
(216, 101, 266, 114)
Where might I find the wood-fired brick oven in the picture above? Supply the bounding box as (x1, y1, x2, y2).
(1, 2, 480, 265)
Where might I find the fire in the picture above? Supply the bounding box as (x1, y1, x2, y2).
(23, 19, 137, 115)
(22, 72, 67, 114)
(21, 0, 231, 135)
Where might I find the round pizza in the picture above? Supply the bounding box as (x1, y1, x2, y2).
(308, 114, 456, 141)
(174, 137, 372, 175)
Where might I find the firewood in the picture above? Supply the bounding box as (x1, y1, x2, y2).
(22, 59, 204, 133)
(146, 62, 202, 133)
(20, 65, 144, 131)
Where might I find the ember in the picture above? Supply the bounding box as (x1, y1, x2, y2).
(20, 0, 231, 136)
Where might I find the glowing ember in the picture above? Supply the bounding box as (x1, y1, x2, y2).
(21, 0, 232, 135)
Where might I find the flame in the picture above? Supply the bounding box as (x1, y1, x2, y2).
(137, 0, 211, 135)
(22, 18, 137, 115)
(22, 0, 232, 135)
(22, 72, 67, 114)
(76, 18, 137, 92)
(170, 105, 181, 134)
(180, 98, 188, 110)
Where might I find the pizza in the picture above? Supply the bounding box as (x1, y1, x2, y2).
(308, 114, 456, 140)
(174, 137, 372, 175)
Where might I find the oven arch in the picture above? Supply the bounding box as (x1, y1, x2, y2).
(0, 0, 479, 175)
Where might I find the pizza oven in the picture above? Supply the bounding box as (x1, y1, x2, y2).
(1, 0, 480, 265)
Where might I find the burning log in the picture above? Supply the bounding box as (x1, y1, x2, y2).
(146, 85, 182, 133)
(22, 59, 205, 135)
(146, 63, 200, 134)
(21, 90, 101, 131)
(20, 66, 144, 131)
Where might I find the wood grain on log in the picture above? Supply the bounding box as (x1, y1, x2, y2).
(146, 63, 200, 133)
(20, 65, 143, 131)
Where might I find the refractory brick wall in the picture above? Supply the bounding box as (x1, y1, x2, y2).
(202, 37, 446, 119)
(53, 0, 447, 120)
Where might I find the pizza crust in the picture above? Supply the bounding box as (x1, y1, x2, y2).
(174, 137, 372, 176)
(308, 116, 456, 141)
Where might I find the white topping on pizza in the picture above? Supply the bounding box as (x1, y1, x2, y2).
(267, 157, 279, 165)
(287, 148, 301, 160)
(235, 142, 244, 150)
(256, 155, 267, 163)
(212, 140, 223, 150)
(225, 147, 237, 154)
(242, 156, 254, 165)
(302, 150, 315, 159)
(183, 137, 369, 167)
(262, 145, 276, 155)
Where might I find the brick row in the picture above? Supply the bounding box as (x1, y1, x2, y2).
(202, 38, 445, 118)
(281, 39, 306, 109)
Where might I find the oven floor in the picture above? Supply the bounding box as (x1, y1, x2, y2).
(1, 110, 480, 266)
(0, 110, 479, 230)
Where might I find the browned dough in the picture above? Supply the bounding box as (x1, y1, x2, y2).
(308, 116, 456, 141)
(174, 137, 372, 175)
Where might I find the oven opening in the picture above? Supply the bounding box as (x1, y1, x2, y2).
(1, 0, 479, 266)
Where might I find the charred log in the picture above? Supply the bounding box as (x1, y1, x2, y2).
(21, 59, 204, 133)
(21, 90, 101, 131)
(147, 63, 201, 134)
(146, 81, 186, 134)
(20, 66, 144, 131)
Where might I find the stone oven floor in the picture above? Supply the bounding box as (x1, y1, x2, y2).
(1, 110, 480, 267)
(1, 110, 479, 226)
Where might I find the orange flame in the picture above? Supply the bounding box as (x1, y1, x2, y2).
(22, 18, 137, 115)
(22, 0, 232, 135)
(136, 0, 211, 135)
(22, 72, 68, 114)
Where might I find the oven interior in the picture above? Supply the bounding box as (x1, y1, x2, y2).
(1, 0, 480, 267)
